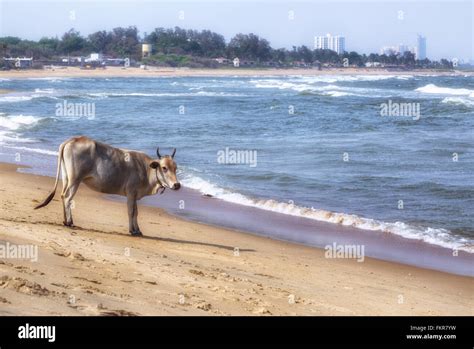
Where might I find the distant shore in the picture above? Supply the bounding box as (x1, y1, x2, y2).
(0, 66, 471, 79)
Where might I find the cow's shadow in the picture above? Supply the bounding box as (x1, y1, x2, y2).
(143, 235, 256, 252)
(69, 225, 256, 253)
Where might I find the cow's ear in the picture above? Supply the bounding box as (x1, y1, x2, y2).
(150, 161, 160, 169)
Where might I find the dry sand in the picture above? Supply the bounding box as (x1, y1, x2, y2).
(0, 162, 472, 316)
(0, 66, 469, 79)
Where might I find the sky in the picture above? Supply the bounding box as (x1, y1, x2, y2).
(0, 0, 473, 61)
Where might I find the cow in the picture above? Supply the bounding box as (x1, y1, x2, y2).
(34, 136, 181, 236)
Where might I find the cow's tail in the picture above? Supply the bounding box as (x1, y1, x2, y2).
(34, 141, 67, 209)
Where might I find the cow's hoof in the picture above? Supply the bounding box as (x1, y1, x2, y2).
(130, 230, 143, 237)
(63, 221, 74, 227)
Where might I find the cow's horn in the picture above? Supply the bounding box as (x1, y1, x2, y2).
(171, 148, 176, 159)
(156, 147, 162, 159)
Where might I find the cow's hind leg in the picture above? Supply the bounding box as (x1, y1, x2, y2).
(62, 180, 80, 227)
(127, 195, 142, 236)
(60, 161, 69, 226)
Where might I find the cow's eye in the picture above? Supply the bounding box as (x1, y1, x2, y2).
(162, 166, 168, 173)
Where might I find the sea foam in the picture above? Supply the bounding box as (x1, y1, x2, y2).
(181, 172, 473, 253)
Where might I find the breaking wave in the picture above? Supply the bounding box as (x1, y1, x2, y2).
(0, 114, 44, 130)
(181, 173, 473, 253)
(441, 97, 474, 108)
(416, 84, 474, 97)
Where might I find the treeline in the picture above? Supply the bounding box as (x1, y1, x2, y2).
(0, 26, 453, 68)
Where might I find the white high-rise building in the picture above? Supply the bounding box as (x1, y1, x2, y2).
(314, 34, 346, 54)
(415, 35, 427, 60)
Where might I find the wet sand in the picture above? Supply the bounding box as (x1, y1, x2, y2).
(137, 187, 474, 277)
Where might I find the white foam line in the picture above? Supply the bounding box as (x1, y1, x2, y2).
(2, 145, 58, 156)
(416, 84, 474, 97)
(181, 173, 473, 253)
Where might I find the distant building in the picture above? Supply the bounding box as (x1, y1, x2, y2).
(233, 57, 240, 67)
(365, 62, 382, 68)
(142, 44, 152, 58)
(85, 53, 103, 63)
(214, 57, 230, 64)
(415, 35, 427, 60)
(3, 57, 33, 68)
(60, 56, 83, 64)
(314, 34, 345, 54)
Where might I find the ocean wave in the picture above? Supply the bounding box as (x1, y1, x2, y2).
(441, 97, 474, 108)
(34, 88, 56, 94)
(251, 79, 372, 97)
(87, 91, 246, 98)
(322, 91, 354, 97)
(295, 74, 413, 83)
(181, 173, 473, 253)
(0, 131, 35, 144)
(27, 77, 69, 82)
(2, 145, 58, 156)
(416, 84, 474, 97)
(0, 95, 35, 103)
(0, 89, 60, 103)
(0, 114, 43, 130)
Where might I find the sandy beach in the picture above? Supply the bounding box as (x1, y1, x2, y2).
(0, 66, 470, 79)
(0, 162, 472, 316)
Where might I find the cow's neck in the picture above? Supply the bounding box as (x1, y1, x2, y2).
(148, 167, 164, 195)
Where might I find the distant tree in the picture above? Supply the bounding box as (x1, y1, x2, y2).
(271, 48, 288, 63)
(313, 49, 339, 64)
(297, 45, 313, 63)
(58, 29, 86, 54)
(440, 59, 453, 69)
(88, 30, 111, 54)
(343, 51, 364, 66)
(227, 33, 271, 61)
(186, 29, 226, 57)
(38, 37, 60, 52)
(147, 27, 188, 55)
(0, 36, 22, 46)
(107, 26, 140, 58)
(400, 51, 415, 66)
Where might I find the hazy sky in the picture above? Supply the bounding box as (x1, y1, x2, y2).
(0, 0, 472, 61)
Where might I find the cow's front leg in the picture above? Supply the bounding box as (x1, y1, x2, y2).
(127, 195, 142, 236)
(132, 198, 142, 235)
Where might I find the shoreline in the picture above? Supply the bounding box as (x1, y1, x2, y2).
(0, 162, 473, 315)
(7, 154, 474, 277)
(1, 162, 473, 316)
(137, 188, 474, 277)
(0, 66, 470, 79)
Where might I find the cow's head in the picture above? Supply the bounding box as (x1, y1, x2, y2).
(150, 148, 181, 190)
